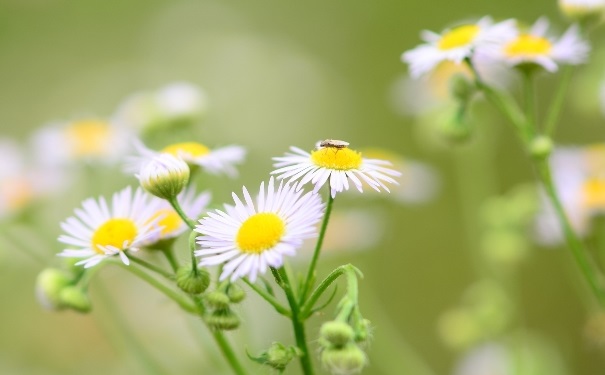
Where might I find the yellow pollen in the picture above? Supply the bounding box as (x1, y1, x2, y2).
(505, 34, 552, 57)
(583, 178, 605, 209)
(236, 213, 285, 254)
(149, 209, 183, 236)
(162, 142, 210, 158)
(438, 25, 480, 50)
(91, 218, 138, 254)
(311, 147, 362, 170)
(65, 120, 113, 157)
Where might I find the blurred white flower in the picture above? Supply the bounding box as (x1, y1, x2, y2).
(30, 118, 132, 167)
(402, 17, 516, 78)
(559, 0, 605, 20)
(493, 18, 589, 72)
(113, 82, 207, 132)
(453, 343, 512, 375)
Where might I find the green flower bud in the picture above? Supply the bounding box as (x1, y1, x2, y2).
(206, 309, 240, 331)
(59, 286, 92, 313)
(35, 268, 72, 310)
(320, 321, 355, 348)
(321, 344, 367, 375)
(176, 265, 210, 294)
(139, 153, 190, 200)
(529, 136, 553, 160)
(248, 342, 301, 372)
(226, 283, 246, 303)
(205, 291, 231, 310)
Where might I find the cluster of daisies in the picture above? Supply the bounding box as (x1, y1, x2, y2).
(402, 16, 589, 80)
(57, 139, 400, 282)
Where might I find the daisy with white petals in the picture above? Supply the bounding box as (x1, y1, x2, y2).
(58, 187, 163, 268)
(495, 18, 590, 72)
(271, 141, 401, 198)
(195, 177, 324, 282)
(126, 139, 246, 178)
(402, 17, 516, 78)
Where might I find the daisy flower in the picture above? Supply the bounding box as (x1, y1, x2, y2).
(126, 139, 246, 178)
(195, 177, 324, 282)
(30, 118, 132, 166)
(402, 17, 516, 78)
(495, 18, 590, 72)
(144, 187, 211, 245)
(271, 141, 401, 198)
(57, 186, 163, 268)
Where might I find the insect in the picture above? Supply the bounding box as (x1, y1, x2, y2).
(317, 139, 350, 149)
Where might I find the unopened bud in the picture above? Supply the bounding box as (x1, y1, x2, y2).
(529, 136, 553, 160)
(35, 268, 72, 310)
(206, 309, 240, 331)
(59, 286, 92, 313)
(176, 265, 210, 294)
(227, 284, 246, 303)
(321, 344, 367, 375)
(248, 342, 301, 372)
(320, 321, 355, 348)
(205, 291, 231, 310)
(139, 153, 190, 200)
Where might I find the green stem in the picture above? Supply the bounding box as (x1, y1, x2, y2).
(211, 331, 248, 375)
(272, 267, 314, 375)
(162, 248, 179, 272)
(114, 261, 197, 313)
(535, 159, 605, 307)
(2, 227, 46, 265)
(301, 264, 357, 318)
(188, 230, 200, 276)
(544, 66, 573, 136)
(242, 278, 291, 317)
(169, 197, 197, 230)
(300, 191, 335, 304)
(522, 69, 538, 137)
(129, 256, 173, 279)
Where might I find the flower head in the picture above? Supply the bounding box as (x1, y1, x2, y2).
(271, 141, 401, 198)
(495, 18, 589, 72)
(138, 153, 190, 200)
(57, 186, 163, 268)
(126, 139, 246, 178)
(195, 177, 324, 282)
(402, 17, 516, 78)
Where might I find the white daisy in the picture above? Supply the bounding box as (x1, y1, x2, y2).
(271, 141, 401, 198)
(559, 0, 605, 19)
(195, 177, 324, 282)
(402, 17, 516, 78)
(495, 18, 590, 72)
(112, 82, 208, 132)
(57, 186, 163, 268)
(30, 118, 133, 167)
(126, 139, 246, 178)
(144, 187, 211, 245)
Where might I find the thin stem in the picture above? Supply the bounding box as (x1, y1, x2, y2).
(544, 66, 573, 136)
(113, 261, 197, 313)
(211, 331, 248, 375)
(535, 160, 605, 307)
(522, 69, 538, 137)
(300, 191, 335, 304)
(129, 256, 173, 279)
(272, 266, 314, 375)
(301, 264, 352, 318)
(2, 227, 46, 265)
(189, 230, 200, 276)
(162, 248, 179, 272)
(242, 278, 291, 317)
(169, 197, 197, 230)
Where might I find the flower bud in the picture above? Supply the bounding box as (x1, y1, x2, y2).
(206, 309, 240, 331)
(321, 344, 367, 375)
(35, 268, 72, 310)
(529, 136, 553, 160)
(176, 264, 210, 294)
(59, 286, 92, 313)
(205, 290, 231, 310)
(226, 283, 246, 303)
(138, 153, 190, 200)
(248, 342, 300, 372)
(320, 321, 355, 348)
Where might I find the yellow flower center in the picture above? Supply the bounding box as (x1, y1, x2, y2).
(150, 209, 183, 236)
(162, 142, 210, 158)
(311, 148, 362, 170)
(91, 218, 138, 254)
(438, 25, 480, 50)
(65, 120, 113, 157)
(505, 34, 552, 57)
(583, 178, 605, 209)
(236, 213, 285, 254)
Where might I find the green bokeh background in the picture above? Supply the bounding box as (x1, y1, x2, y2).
(1, 0, 605, 374)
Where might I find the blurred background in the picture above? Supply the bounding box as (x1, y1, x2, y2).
(2, 0, 605, 374)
